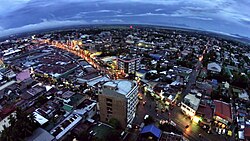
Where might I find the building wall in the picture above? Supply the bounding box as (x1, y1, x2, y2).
(181, 102, 196, 117)
(118, 58, 140, 74)
(126, 85, 139, 125)
(98, 80, 139, 128)
(98, 89, 127, 128)
(87, 103, 97, 119)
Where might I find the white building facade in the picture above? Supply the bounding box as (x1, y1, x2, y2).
(117, 56, 141, 74)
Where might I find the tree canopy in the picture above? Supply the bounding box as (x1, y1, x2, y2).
(0, 108, 38, 141)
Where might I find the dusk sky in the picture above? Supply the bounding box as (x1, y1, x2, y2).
(0, 0, 249, 37)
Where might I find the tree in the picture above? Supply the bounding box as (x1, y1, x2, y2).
(109, 118, 121, 129)
(232, 73, 249, 89)
(144, 115, 155, 125)
(0, 108, 38, 141)
(77, 131, 89, 141)
(105, 130, 121, 141)
(159, 123, 182, 135)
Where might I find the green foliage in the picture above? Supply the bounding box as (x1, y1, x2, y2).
(159, 123, 182, 135)
(144, 115, 155, 125)
(105, 130, 121, 141)
(109, 118, 121, 129)
(0, 108, 38, 141)
(77, 131, 89, 141)
(145, 72, 160, 80)
(232, 73, 249, 89)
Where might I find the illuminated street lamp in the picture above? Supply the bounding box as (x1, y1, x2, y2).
(192, 116, 202, 123)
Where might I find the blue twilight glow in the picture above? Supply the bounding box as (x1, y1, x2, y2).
(0, 0, 249, 37)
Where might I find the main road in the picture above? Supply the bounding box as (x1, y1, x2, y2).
(38, 39, 117, 79)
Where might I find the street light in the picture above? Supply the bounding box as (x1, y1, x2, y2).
(192, 116, 202, 123)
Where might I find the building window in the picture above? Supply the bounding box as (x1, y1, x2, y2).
(106, 98, 112, 103)
(106, 103, 112, 107)
(107, 107, 112, 112)
(107, 110, 113, 114)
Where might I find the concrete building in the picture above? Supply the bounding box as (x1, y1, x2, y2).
(213, 100, 233, 125)
(117, 55, 141, 74)
(50, 113, 82, 140)
(181, 93, 201, 118)
(74, 99, 97, 122)
(98, 80, 138, 128)
(207, 62, 222, 73)
(25, 128, 55, 141)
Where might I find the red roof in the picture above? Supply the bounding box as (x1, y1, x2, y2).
(214, 100, 232, 121)
(245, 127, 250, 138)
(197, 104, 213, 119)
(0, 107, 15, 119)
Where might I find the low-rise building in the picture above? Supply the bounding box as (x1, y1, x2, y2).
(140, 124, 162, 141)
(181, 93, 201, 117)
(50, 113, 82, 140)
(74, 99, 97, 122)
(117, 55, 141, 74)
(207, 62, 222, 73)
(213, 100, 233, 126)
(25, 128, 55, 141)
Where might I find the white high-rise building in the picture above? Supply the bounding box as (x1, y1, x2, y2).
(98, 80, 139, 128)
(117, 55, 141, 74)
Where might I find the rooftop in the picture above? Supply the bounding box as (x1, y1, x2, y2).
(0, 80, 16, 91)
(33, 112, 49, 125)
(214, 100, 232, 121)
(245, 127, 250, 138)
(27, 85, 45, 96)
(88, 123, 113, 140)
(207, 62, 222, 72)
(118, 54, 140, 62)
(103, 80, 136, 95)
(50, 113, 82, 140)
(87, 76, 109, 86)
(197, 104, 213, 120)
(25, 128, 54, 141)
(160, 131, 184, 141)
(183, 94, 201, 111)
(140, 124, 162, 139)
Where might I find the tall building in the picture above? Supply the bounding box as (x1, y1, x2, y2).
(98, 80, 139, 128)
(117, 55, 141, 74)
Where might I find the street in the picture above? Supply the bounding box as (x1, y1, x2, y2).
(132, 61, 229, 141)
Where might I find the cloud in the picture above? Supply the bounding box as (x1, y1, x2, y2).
(114, 12, 214, 21)
(0, 20, 86, 37)
(115, 12, 170, 17)
(155, 9, 163, 12)
(0, 0, 249, 38)
(0, 0, 31, 15)
(188, 17, 213, 21)
(91, 19, 104, 23)
(91, 19, 124, 23)
(72, 10, 121, 19)
(110, 19, 124, 22)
